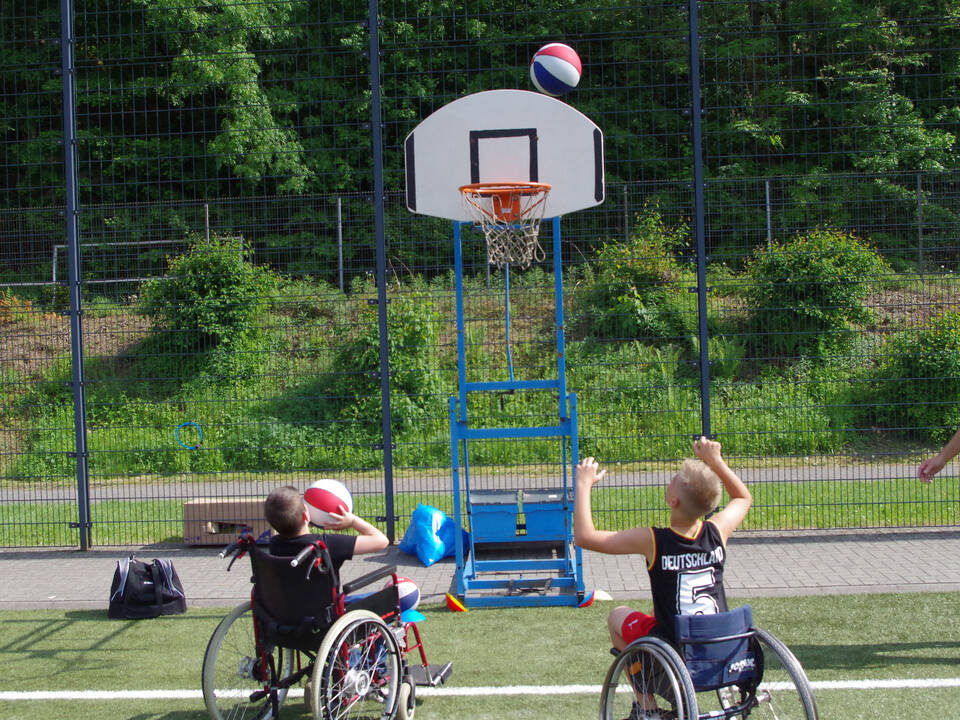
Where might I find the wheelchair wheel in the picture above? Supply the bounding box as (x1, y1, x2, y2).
(202, 601, 294, 720)
(310, 609, 403, 720)
(397, 679, 415, 720)
(747, 628, 818, 720)
(600, 636, 699, 720)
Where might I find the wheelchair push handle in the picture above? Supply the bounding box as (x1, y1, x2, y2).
(218, 536, 247, 559)
(290, 544, 315, 568)
(218, 533, 256, 572)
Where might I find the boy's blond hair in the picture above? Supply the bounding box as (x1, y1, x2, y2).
(674, 459, 722, 518)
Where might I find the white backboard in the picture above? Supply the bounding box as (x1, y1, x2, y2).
(404, 89, 605, 221)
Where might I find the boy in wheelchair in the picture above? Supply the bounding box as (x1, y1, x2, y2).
(574, 436, 753, 720)
(265, 484, 389, 567)
(202, 486, 449, 720)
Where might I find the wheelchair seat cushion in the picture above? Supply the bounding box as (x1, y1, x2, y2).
(674, 605, 760, 691)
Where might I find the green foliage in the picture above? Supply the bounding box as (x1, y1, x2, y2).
(137, 235, 278, 355)
(743, 229, 891, 358)
(875, 312, 960, 442)
(7, 2, 960, 283)
(1, 254, 953, 487)
(571, 203, 697, 343)
(300, 280, 445, 435)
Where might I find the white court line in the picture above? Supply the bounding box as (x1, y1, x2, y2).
(3, 678, 960, 700)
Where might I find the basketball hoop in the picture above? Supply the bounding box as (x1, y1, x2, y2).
(459, 182, 551, 268)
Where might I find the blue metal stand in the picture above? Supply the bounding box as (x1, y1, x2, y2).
(448, 217, 585, 608)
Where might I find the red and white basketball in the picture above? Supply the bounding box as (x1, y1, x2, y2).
(304, 479, 353, 527)
(530, 42, 582, 96)
(385, 576, 421, 612)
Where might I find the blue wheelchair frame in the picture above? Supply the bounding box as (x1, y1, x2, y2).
(601, 605, 818, 720)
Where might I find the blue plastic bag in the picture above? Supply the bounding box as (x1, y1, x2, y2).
(398, 504, 467, 567)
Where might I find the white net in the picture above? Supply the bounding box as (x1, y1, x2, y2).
(460, 183, 551, 268)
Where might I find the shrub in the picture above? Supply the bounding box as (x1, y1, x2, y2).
(743, 228, 890, 358)
(0, 290, 32, 325)
(875, 313, 960, 442)
(307, 283, 444, 434)
(571, 203, 697, 343)
(137, 235, 278, 353)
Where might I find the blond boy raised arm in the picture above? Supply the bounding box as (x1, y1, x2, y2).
(574, 436, 751, 649)
(574, 436, 751, 719)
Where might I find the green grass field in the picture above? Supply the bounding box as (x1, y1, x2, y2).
(1, 592, 958, 720)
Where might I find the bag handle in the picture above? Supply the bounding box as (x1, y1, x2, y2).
(110, 554, 134, 603)
(150, 560, 164, 607)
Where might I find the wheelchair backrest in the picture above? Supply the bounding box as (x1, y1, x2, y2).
(248, 542, 342, 651)
(674, 605, 761, 691)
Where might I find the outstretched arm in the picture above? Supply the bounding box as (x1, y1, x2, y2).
(918, 428, 960, 483)
(324, 508, 389, 554)
(573, 457, 654, 558)
(694, 436, 751, 544)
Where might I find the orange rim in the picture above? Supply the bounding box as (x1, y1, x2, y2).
(458, 181, 552, 196)
(459, 182, 551, 222)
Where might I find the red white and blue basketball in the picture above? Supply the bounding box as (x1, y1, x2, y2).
(385, 575, 421, 612)
(304, 479, 353, 527)
(530, 43, 582, 96)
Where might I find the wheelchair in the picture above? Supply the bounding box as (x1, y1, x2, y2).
(599, 605, 817, 720)
(201, 534, 452, 720)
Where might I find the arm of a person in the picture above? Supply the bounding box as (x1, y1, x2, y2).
(326, 509, 389, 554)
(918, 428, 960, 483)
(573, 456, 655, 559)
(693, 436, 751, 544)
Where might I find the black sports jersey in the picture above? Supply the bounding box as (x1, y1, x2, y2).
(269, 532, 356, 572)
(647, 520, 727, 643)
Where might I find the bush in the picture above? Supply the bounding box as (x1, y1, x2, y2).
(571, 203, 697, 343)
(137, 235, 278, 353)
(875, 313, 960, 442)
(743, 228, 890, 358)
(306, 282, 444, 434)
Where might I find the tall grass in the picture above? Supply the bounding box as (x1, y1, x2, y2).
(2, 268, 894, 482)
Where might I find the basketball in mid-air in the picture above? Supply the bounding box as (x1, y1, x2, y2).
(530, 42, 582, 96)
(304, 479, 353, 527)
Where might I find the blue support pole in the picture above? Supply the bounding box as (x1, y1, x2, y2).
(454, 222, 468, 413)
(552, 218, 568, 411)
(449, 397, 466, 597)
(504, 264, 515, 382)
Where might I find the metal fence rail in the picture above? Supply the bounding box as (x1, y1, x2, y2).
(1, 0, 959, 548)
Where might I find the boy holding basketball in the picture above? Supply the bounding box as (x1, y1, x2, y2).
(574, 436, 752, 719)
(264, 485, 388, 570)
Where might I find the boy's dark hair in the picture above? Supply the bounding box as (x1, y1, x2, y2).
(264, 485, 306, 537)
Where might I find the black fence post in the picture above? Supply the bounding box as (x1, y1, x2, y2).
(368, 0, 395, 542)
(688, 0, 712, 439)
(61, 0, 91, 550)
